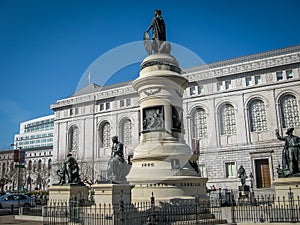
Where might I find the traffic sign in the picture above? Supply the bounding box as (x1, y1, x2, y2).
(13, 150, 19, 162)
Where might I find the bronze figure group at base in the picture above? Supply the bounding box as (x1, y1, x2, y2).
(56, 136, 131, 185)
(56, 152, 82, 185)
(276, 128, 300, 177)
(107, 136, 131, 183)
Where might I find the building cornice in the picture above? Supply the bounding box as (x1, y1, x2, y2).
(51, 85, 136, 109)
(184, 50, 300, 82)
(51, 45, 300, 109)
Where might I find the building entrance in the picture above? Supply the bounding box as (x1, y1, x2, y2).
(255, 159, 271, 188)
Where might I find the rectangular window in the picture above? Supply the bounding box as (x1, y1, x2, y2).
(254, 75, 261, 85)
(225, 162, 236, 178)
(126, 98, 131, 106)
(75, 108, 79, 115)
(69, 109, 73, 116)
(190, 86, 196, 95)
(276, 71, 283, 81)
(100, 104, 104, 111)
(286, 70, 293, 79)
(106, 102, 110, 110)
(217, 82, 223, 91)
(245, 77, 252, 86)
(225, 80, 231, 90)
(81, 106, 85, 114)
(197, 85, 203, 94)
(120, 100, 125, 108)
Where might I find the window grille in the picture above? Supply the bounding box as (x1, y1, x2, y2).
(249, 99, 267, 131)
(280, 95, 300, 128)
(193, 108, 207, 139)
(220, 104, 236, 135)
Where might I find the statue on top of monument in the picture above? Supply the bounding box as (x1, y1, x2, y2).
(144, 9, 171, 55)
(275, 128, 300, 177)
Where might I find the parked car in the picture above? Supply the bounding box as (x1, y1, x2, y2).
(0, 193, 36, 209)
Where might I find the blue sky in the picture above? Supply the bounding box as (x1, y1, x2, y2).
(0, 0, 299, 149)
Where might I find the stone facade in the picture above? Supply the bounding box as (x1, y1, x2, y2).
(51, 45, 300, 193)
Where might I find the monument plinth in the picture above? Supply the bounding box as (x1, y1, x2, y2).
(48, 183, 89, 204)
(92, 183, 134, 206)
(127, 53, 208, 202)
(274, 176, 300, 199)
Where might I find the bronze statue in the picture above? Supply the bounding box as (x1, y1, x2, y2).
(238, 165, 246, 186)
(107, 136, 130, 183)
(144, 9, 171, 54)
(111, 136, 124, 162)
(276, 128, 300, 176)
(56, 152, 81, 185)
(64, 152, 81, 183)
(146, 9, 166, 42)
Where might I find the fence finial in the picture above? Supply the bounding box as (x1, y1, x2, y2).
(151, 192, 155, 205)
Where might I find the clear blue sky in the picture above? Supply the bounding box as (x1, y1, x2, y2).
(0, 0, 299, 149)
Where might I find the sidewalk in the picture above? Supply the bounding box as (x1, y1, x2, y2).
(0, 215, 42, 225)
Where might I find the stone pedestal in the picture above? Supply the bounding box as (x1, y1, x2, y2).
(131, 177, 208, 203)
(274, 177, 300, 199)
(238, 185, 250, 198)
(48, 184, 89, 204)
(92, 183, 134, 206)
(127, 53, 208, 202)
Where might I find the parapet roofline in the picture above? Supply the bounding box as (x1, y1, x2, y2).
(69, 80, 133, 97)
(184, 44, 300, 74)
(57, 44, 300, 101)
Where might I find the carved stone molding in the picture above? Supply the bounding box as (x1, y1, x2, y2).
(143, 88, 161, 96)
(186, 52, 300, 82)
(51, 86, 136, 109)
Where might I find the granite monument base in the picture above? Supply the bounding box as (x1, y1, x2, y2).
(48, 184, 89, 204)
(238, 185, 250, 199)
(92, 183, 134, 206)
(131, 177, 208, 203)
(274, 176, 300, 199)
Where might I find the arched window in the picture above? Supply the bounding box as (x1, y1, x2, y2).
(68, 125, 79, 152)
(220, 104, 236, 135)
(28, 160, 32, 171)
(1, 163, 5, 176)
(249, 99, 267, 131)
(48, 159, 52, 170)
(99, 122, 111, 148)
(120, 119, 132, 146)
(192, 108, 208, 139)
(37, 159, 42, 171)
(280, 95, 300, 128)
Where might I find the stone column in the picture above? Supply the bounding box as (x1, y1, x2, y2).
(126, 53, 208, 202)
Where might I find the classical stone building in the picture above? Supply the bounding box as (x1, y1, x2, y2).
(51, 45, 300, 192)
(0, 150, 15, 191)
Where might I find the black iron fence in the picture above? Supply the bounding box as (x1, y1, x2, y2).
(18, 190, 300, 224)
(43, 195, 224, 225)
(232, 195, 300, 223)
